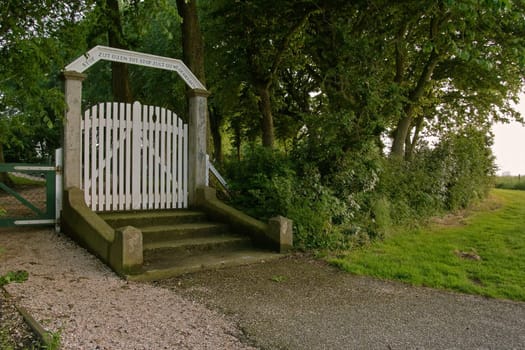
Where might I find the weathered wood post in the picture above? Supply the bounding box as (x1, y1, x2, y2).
(188, 88, 211, 206)
(62, 71, 86, 190)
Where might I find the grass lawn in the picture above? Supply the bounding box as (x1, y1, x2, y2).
(330, 189, 525, 301)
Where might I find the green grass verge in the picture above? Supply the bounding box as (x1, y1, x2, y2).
(330, 189, 525, 301)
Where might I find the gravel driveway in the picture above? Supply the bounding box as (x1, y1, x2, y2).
(158, 255, 525, 350)
(1, 227, 524, 349)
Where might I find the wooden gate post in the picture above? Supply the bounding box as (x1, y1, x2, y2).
(188, 88, 210, 206)
(63, 71, 87, 190)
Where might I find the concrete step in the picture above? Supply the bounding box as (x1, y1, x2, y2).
(98, 209, 282, 282)
(99, 210, 207, 228)
(143, 234, 252, 259)
(128, 248, 282, 281)
(141, 222, 229, 244)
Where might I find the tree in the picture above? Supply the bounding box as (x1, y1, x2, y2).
(206, 0, 319, 148)
(176, 0, 221, 158)
(298, 0, 525, 161)
(0, 0, 91, 179)
(176, 0, 205, 83)
(90, 0, 133, 102)
(0, 1, 90, 48)
(388, 0, 525, 159)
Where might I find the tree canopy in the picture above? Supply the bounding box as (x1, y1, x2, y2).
(1, 0, 524, 246)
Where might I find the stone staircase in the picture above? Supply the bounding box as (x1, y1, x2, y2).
(99, 210, 281, 281)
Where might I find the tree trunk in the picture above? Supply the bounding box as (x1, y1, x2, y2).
(405, 115, 424, 160)
(257, 84, 275, 148)
(391, 106, 413, 158)
(106, 0, 132, 102)
(391, 50, 440, 158)
(233, 123, 242, 161)
(209, 106, 223, 163)
(176, 0, 206, 83)
(176, 0, 217, 156)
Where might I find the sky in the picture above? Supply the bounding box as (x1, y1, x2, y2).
(492, 95, 525, 176)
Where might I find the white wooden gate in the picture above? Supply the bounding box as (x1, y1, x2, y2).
(81, 101, 188, 211)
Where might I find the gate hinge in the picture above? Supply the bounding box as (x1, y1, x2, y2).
(55, 165, 62, 174)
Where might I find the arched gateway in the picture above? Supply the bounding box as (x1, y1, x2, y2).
(61, 46, 291, 279)
(63, 45, 209, 208)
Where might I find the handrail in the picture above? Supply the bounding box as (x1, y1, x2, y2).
(206, 154, 229, 192)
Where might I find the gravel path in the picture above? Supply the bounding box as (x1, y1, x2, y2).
(159, 255, 525, 350)
(0, 227, 254, 350)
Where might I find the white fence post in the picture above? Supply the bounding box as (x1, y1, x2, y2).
(55, 148, 63, 233)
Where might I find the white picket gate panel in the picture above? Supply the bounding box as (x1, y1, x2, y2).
(81, 101, 188, 211)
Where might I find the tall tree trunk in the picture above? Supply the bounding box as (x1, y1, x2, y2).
(391, 50, 440, 158)
(247, 10, 315, 149)
(233, 123, 242, 161)
(209, 106, 223, 163)
(390, 15, 443, 159)
(405, 115, 425, 160)
(106, 0, 132, 102)
(176, 0, 205, 83)
(257, 83, 275, 148)
(391, 105, 414, 158)
(176, 0, 217, 156)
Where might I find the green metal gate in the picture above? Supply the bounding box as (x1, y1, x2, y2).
(0, 149, 62, 230)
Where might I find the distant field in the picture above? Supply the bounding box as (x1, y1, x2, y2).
(330, 189, 525, 301)
(495, 175, 525, 191)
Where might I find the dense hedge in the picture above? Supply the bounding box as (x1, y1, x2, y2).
(224, 127, 495, 250)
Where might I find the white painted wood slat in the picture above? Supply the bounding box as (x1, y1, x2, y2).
(177, 117, 183, 208)
(91, 105, 98, 210)
(112, 103, 119, 210)
(166, 109, 173, 208)
(118, 103, 125, 210)
(82, 109, 91, 207)
(183, 122, 188, 207)
(105, 102, 112, 211)
(160, 107, 166, 209)
(131, 102, 141, 210)
(124, 103, 132, 210)
(141, 104, 148, 210)
(147, 105, 154, 209)
(154, 106, 161, 208)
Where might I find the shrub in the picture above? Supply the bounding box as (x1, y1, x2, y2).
(379, 127, 495, 226)
(224, 145, 353, 249)
(224, 145, 295, 220)
(435, 127, 495, 209)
